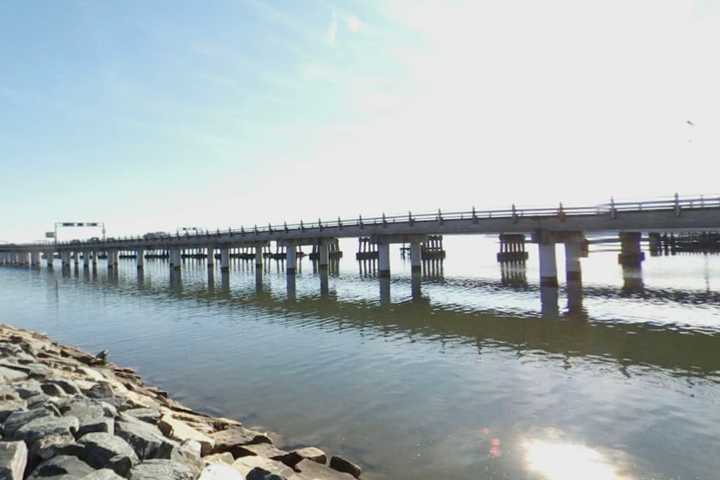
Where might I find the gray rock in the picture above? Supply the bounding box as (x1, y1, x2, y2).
(40, 383, 67, 397)
(0, 386, 21, 402)
(329, 456, 362, 479)
(198, 463, 245, 479)
(3, 408, 55, 437)
(29, 433, 84, 464)
(210, 426, 272, 457)
(46, 379, 82, 396)
(78, 432, 139, 471)
(0, 400, 26, 423)
(278, 447, 327, 468)
(85, 382, 115, 400)
(12, 415, 79, 444)
(123, 408, 161, 425)
(64, 399, 114, 436)
(202, 452, 234, 465)
(80, 469, 126, 480)
(297, 458, 356, 480)
(234, 442, 288, 460)
(13, 380, 43, 399)
(0, 441, 27, 480)
(27, 455, 94, 480)
(115, 415, 177, 460)
(128, 459, 201, 480)
(232, 456, 295, 479)
(0, 366, 27, 382)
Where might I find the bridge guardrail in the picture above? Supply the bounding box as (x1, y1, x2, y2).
(16, 194, 720, 248)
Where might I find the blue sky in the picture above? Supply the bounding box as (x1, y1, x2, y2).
(1, 0, 719, 242)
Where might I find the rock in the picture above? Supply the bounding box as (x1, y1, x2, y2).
(123, 408, 161, 424)
(63, 399, 114, 436)
(210, 426, 272, 457)
(0, 366, 28, 382)
(231, 456, 295, 479)
(80, 469, 126, 480)
(203, 452, 234, 465)
(0, 385, 21, 401)
(40, 382, 68, 397)
(234, 443, 288, 460)
(85, 382, 115, 400)
(277, 447, 327, 468)
(159, 415, 215, 456)
(12, 415, 79, 444)
(0, 400, 26, 423)
(115, 415, 178, 460)
(0, 441, 28, 480)
(13, 380, 43, 399)
(329, 456, 362, 479)
(76, 367, 106, 383)
(47, 379, 82, 396)
(128, 459, 201, 480)
(2, 407, 54, 437)
(27, 455, 95, 480)
(199, 463, 246, 479)
(78, 432, 139, 471)
(296, 459, 356, 480)
(29, 433, 84, 464)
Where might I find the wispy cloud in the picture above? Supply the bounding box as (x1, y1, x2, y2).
(345, 15, 364, 33)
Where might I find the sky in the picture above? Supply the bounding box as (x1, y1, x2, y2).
(1, 0, 719, 242)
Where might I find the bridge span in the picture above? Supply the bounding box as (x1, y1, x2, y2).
(2, 194, 719, 291)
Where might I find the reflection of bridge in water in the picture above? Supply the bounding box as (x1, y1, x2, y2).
(51, 262, 720, 381)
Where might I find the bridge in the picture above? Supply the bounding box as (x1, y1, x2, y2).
(1, 194, 719, 292)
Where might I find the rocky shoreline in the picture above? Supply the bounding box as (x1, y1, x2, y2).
(0, 324, 363, 480)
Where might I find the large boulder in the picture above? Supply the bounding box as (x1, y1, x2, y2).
(158, 415, 215, 456)
(0, 365, 29, 382)
(128, 459, 201, 480)
(0, 400, 26, 422)
(27, 455, 95, 480)
(63, 399, 114, 436)
(296, 458, 356, 480)
(233, 443, 288, 460)
(28, 433, 84, 464)
(115, 415, 178, 460)
(231, 456, 295, 479)
(123, 408, 161, 425)
(11, 415, 79, 443)
(3, 408, 53, 437)
(0, 441, 27, 480)
(80, 469, 126, 480)
(210, 426, 272, 457)
(78, 432, 139, 473)
(199, 463, 245, 479)
(329, 456, 362, 479)
(277, 447, 327, 468)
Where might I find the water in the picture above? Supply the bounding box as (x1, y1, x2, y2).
(2, 236, 719, 480)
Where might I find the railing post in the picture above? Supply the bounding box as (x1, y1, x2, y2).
(674, 192, 681, 216)
(610, 197, 617, 219)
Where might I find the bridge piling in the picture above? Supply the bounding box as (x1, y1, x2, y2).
(564, 237, 584, 283)
(286, 245, 297, 275)
(378, 241, 390, 278)
(538, 240, 558, 288)
(136, 248, 144, 270)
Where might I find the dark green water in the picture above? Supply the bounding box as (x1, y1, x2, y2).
(1, 237, 719, 479)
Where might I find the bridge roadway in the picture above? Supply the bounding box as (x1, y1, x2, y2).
(1, 194, 720, 289)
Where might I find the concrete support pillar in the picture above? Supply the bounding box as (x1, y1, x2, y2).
(169, 249, 181, 270)
(318, 241, 329, 272)
(255, 246, 263, 271)
(286, 245, 297, 275)
(91, 250, 97, 266)
(31, 251, 40, 267)
(46, 251, 54, 268)
(410, 240, 422, 274)
(220, 248, 230, 272)
(619, 232, 644, 267)
(207, 246, 214, 268)
(564, 240, 582, 283)
(61, 251, 71, 268)
(73, 252, 79, 266)
(538, 242, 558, 287)
(83, 251, 90, 269)
(108, 250, 118, 270)
(136, 248, 144, 270)
(378, 242, 390, 278)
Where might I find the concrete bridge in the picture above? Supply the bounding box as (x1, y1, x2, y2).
(2, 194, 719, 291)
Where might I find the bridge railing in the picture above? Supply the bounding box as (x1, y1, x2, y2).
(37, 194, 720, 248)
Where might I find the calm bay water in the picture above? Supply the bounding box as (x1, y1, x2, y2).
(1, 236, 719, 479)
